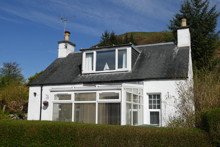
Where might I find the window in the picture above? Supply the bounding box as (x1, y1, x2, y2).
(53, 94, 72, 122)
(98, 92, 120, 125)
(75, 93, 96, 101)
(74, 92, 96, 124)
(149, 94, 160, 109)
(148, 94, 161, 126)
(125, 88, 143, 125)
(99, 92, 119, 100)
(96, 50, 115, 71)
(118, 49, 127, 69)
(85, 52, 94, 71)
(98, 103, 120, 125)
(83, 48, 130, 73)
(150, 112, 159, 125)
(54, 94, 71, 100)
(53, 103, 72, 122)
(74, 103, 96, 123)
(52, 91, 121, 125)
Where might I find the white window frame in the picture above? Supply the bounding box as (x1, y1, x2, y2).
(98, 91, 121, 102)
(147, 93, 161, 126)
(52, 92, 74, 121)
(51, 90, 122, 124)
(82, 47, 131, 74)
(123, 84, 144, 126)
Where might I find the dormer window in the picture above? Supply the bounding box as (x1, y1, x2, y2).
(82, 47, 131, 74)
(96, 50, 115, 71)
(85, 52, 94, 71)
(118, 49, 127, 69)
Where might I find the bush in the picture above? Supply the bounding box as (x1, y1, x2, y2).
(0, 82, 28, 114)
(0, 120, 211, 146)
(201, 108, 220, 146)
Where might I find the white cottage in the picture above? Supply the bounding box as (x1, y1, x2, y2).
(28, 19, 193, 126)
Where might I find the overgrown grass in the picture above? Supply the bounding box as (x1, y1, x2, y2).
(0, 120, 212, 147)
(194, 70, 220, 126)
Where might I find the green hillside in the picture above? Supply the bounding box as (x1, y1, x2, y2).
(120, 32, 220, 58)
(119, 32, 174, 45)
(95, 31, 220, 59)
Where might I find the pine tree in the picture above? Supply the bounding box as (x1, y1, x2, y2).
(123, 33, 129, 44)
(99, 31, 111, 46)
(98, 31, 120, 47)
(129, 33, 136, 45)
(109, 31, 118, 45)
(169, 0, 219, 69)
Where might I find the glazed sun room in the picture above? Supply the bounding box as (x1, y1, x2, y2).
(51, 84, 143, 125)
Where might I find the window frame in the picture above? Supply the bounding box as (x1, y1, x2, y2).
(148, 93, 161, 110)
(82, 47, 131, 74)
(147, 93, 161, 126)
(51, 90, 122, 124)
(52, 92, 74, 122)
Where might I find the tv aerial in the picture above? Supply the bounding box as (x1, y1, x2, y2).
(60, 16, 68, 32)
(60, 15, 75, 32)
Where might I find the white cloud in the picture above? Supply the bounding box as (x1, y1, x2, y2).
(3, 0, 219, 36)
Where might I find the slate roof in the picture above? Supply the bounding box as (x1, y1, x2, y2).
(29, 42, 189, 86)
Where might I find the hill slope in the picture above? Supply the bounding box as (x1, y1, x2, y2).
(120, 32, 220, 58)
(119, 32, 174, 45)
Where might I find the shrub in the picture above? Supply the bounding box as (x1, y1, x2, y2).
(201, 108, 220, 146)
(0, 82, 28, 114)
(0, 120, 211, 146)
(167, 80, 195, 128)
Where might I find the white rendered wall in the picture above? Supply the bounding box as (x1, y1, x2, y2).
(27, 87, 41, 120)
(28, 79, 193, 126)
(143, 80, 188, 126)
(58, 43, 75, 58)
(177, 28, 191, 47)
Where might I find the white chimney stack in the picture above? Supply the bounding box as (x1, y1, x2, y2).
(58, 31, 75, 58)
(177, 18, 191, 47)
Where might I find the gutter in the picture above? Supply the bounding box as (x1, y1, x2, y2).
(39, 85, 43, 120)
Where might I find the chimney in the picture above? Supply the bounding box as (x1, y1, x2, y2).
(58, 31, 75, 58)
(64, 31, 70, 41)
(177, 18, 191, 47)
(181, 18, 187, 27)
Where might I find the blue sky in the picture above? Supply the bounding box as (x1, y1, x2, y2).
(0, 0, 220, 79)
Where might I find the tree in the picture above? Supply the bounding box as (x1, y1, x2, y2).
(169, 0, 219, 69)
(129, 33, 136, 45)
(98, 31, 111, 47)
(0, 62, 28, 117)
(123, 33, 129, 44)
(0, 62, 24, 87)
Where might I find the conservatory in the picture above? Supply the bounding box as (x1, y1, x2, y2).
(51, 84, 143, 125)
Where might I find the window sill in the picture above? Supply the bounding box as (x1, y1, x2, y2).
(82, 69, 130, 74)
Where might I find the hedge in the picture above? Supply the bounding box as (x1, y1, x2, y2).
(0, 120, 211, 147)
(201, 108, 220, 146)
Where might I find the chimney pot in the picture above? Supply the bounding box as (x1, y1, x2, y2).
(64, 31, 71, 41)
(181, 18, 187, 27)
